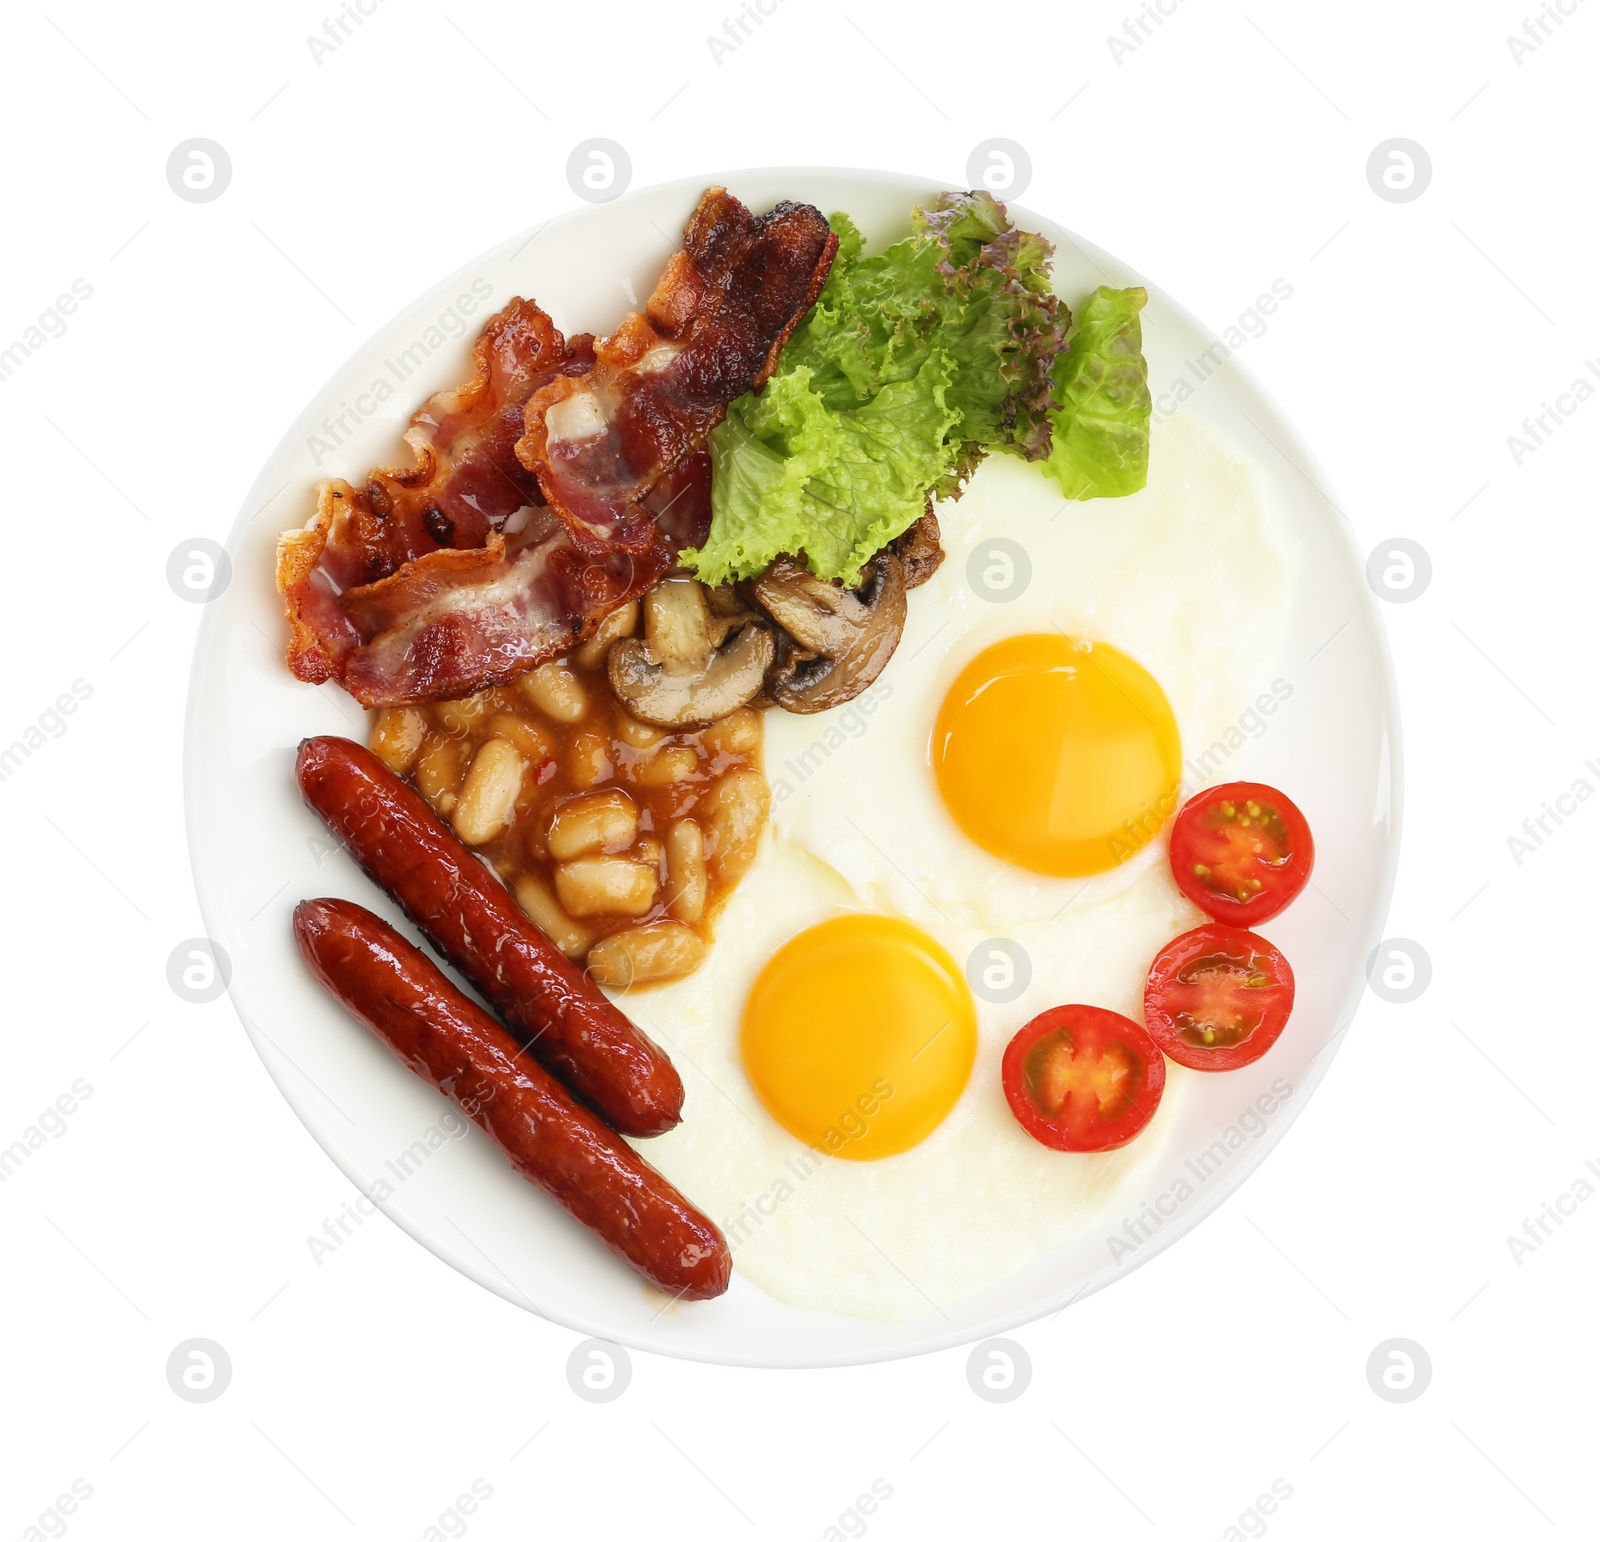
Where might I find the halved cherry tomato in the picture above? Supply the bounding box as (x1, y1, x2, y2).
(1169, 781, 1314, 926)
(1143, 922, 1295, 1071)
(1001, 1005, 1166, 1152)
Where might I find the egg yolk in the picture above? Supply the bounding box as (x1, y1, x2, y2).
(740, 915, 977, 1161)
(933, 635, 1181, 877)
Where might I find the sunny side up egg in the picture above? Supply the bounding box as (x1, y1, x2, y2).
(935, 634, 1184, 877)
(742, 914, 977, 1161)
(625, 412, 1294, 1322)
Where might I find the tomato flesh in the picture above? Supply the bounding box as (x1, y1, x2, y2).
(1169, 782, 1314, 926)
(1002, 1005, 1165, 1152)
(1144, 923, 1295, 1071)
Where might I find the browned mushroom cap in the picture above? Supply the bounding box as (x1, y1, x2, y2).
(608, 575, 775, 727)
(893, 509, 945, 590)
(753, 549, 908, 714)
(702, 582, 749, 618)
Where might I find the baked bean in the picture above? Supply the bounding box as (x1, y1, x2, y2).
(414, 734, 465, 817)
(700, 706, 761, 757)
(665, 820, 706, 923)
(555, 856, 659, 918)
(521, 662, 588, 724)
(701, 768, 769, 884)
(453, 738, 526, 846)
(614, 714, 666, 750)
(568, 729, 614, 788)
(488, 713, 553, 768)
(369, 707, 427, 774)
(433, 691, 494, 738)
(547, 790, 639, 860)
(375, 609, 767, 989)
(587, 922, 707, 989)
(630, 745, 700, 788)
(513, 873, 592, 959)
(573, 599, 640, 670)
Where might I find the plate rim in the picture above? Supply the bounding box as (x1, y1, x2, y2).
(184, 164, 1403, 1367)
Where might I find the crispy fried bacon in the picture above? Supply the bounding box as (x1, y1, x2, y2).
(515, 188, 837, 552)
(333, 298, 590, 580)
(339, 506, 672, 705)
(276, 190, 834, 706)
(278, 297, 584, 687)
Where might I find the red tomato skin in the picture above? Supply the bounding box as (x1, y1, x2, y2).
(1169, 781, 1315, 926)
(1144, 922, 1295, 1072)
(1001, 1005, 1166, 1154)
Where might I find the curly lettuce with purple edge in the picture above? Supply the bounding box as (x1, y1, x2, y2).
(685, 192, 1150, 588)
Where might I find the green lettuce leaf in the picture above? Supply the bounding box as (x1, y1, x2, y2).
(685, 191, 1065, 587)
(696, 357, 959, 587)
(1041, 285, 1152, 500)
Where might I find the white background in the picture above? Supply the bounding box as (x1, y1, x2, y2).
(2, 0, 1595, 1537)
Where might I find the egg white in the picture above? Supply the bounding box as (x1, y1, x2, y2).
(627, 841, 1203, 1322)
(622, 411, 1294, 1322)
(764, 411, 1294, 928)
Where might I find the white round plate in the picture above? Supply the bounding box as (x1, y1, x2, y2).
(186, 168, 1400, 1367)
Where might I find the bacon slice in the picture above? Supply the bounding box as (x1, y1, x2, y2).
(276, 190, 831, 706)
(338, 506, 672, 706)
(278, 459, 710, 705)
(325, 298, 585, 581)
(278, 297, 586, 686)
(515, 188, 837, 552)
(642, 449, 714, 554)
(278, 481, 365, 686)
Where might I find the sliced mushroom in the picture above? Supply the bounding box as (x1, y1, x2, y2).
(893, 509, 945, 590)
(753, 549, 907, 714)
(642, 575, 715, 665)
(703, 582, 749, 619)
(608, 575, 775, 727)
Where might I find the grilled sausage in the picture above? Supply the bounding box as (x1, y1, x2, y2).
(296, 735, 684, 1137)
(294, 897, 728, 1300)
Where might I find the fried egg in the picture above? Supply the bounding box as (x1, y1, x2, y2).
(765, 411, 1292, 928)
(625, 412, 1294, 1321)
(934, 634, 1184, 877)
(741, 913, 977, 1161)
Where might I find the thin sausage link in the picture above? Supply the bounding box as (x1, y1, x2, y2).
(295, 735, 684, 1136)
(294, 898, 726, 1298)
